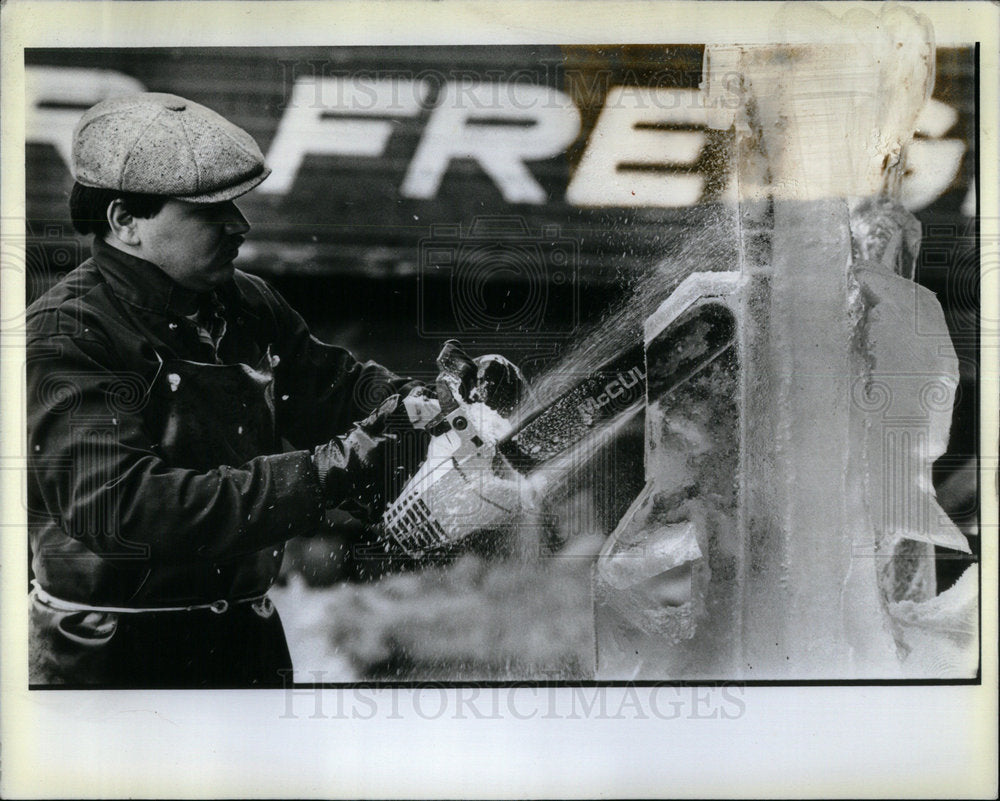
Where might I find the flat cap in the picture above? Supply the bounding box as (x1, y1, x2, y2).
(71, 92, 270, 203)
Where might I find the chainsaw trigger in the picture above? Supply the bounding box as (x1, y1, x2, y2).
(424, 413, 452, 437)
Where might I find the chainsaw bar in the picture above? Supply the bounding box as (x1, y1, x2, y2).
(375, 302, 737, 563)
(498, 302, 737, 473)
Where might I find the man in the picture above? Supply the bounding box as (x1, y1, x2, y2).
(26, 92, 510, 687)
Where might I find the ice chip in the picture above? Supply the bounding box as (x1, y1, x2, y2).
(598, 521, 703, 591)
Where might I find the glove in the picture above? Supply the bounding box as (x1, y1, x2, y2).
(435, 340, 526, 417)
(312, 390, 431, 522)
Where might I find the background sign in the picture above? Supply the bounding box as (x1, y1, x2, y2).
(23, 44, 979, 550)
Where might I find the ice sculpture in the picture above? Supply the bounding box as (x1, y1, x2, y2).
(593, 2, 977, 678)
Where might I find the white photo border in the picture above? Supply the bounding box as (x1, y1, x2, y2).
(2, 2, 997, 798)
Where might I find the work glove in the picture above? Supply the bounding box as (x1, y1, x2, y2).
(312, 389, 431, 523)
(435, 339, 525, 417)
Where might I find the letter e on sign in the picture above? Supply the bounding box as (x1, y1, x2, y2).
(567, 86, 706, 207)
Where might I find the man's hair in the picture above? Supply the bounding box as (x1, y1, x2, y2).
(69, 182, 168, 236)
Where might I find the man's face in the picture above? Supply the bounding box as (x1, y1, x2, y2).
(131, 199, 251, 292)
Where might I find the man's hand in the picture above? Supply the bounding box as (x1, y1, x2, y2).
(312, 390, 430, 522)
(312, 344, 524, 523)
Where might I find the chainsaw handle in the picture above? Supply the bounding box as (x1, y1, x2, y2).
(434, 339, 476, 415)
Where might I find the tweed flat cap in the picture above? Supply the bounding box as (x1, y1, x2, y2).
(71, 92, 270, 203)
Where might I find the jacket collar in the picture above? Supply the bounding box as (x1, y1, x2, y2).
(91, 237, 214, 317)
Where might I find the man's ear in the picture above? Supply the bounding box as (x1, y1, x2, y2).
(107, 199, 141, 246)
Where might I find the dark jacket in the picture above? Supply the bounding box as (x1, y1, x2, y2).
(27, 238, 411, 608)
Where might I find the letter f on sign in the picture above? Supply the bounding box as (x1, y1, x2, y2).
(262, 78, 430, 194)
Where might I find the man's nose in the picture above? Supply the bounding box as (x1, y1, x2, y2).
(222, 202, 251, 235)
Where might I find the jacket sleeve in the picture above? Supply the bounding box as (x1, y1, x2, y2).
(251, 277, 424, 449)
(27, 327, 326, 562)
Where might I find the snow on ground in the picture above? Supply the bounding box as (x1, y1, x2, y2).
(271, 534, 606, 682)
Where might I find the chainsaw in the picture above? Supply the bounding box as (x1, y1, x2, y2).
(377, 302, 737, 562)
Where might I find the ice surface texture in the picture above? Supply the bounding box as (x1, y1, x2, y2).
(593, 2, 975, 678)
